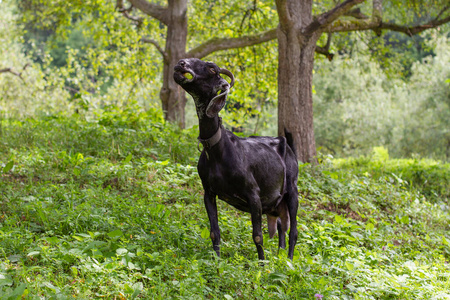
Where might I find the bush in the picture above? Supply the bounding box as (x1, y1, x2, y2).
(333, 149, 450, 203)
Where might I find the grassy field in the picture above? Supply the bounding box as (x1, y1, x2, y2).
(1, 112, 450, 299)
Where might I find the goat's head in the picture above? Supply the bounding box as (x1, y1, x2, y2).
(174, 58, 234, 119)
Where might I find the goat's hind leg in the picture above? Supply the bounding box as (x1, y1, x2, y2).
(276, 201, 290, 250)
(286, 187, 298, 260)
(276, 219, 286, 249)
(249, 193, 265, 260)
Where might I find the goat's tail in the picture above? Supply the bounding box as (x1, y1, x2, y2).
(284, 128, 297, 157)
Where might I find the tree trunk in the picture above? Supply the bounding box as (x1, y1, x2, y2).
(160, 0, 187, 128)
(276, 0, 319, 163)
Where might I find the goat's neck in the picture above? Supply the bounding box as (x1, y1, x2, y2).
(198, 116, 221, 140)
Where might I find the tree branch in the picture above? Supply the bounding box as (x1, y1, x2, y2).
(116, 0, 144, 26)
(315, 32, 334, 61)
(141, 37, 168, 62)
(187, 27, 339, 60)
(187, 29, 278, 59)
(127, 0, 170, 25)
(275, 0, 292, 29)
(435, 5, 449, 21)
(344, 8, 369, 20)
(0, 64, 29, 82)
(315, 45, 334, 61)
(328, 12, 450, 36)
(303, 0, 365, 36)
(380, 14, 450, 36)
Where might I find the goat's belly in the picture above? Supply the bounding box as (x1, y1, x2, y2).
(217, 192, 283, 214)
(218, 194, 252, 213)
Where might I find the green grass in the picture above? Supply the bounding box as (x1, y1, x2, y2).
(1, 112, 450, 299)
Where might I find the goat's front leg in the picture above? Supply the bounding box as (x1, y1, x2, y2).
(204, 191, 221, 257)
(249, 193, 265, 260)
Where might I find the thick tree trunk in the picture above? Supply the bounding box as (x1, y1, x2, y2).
(276, 0, 319, 163)
(160, 0, 187, 128)
(277, 29, 318, 163)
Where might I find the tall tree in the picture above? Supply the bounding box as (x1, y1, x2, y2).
(274, 0, 449, 162)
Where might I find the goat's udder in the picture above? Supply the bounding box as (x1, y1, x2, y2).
(267, 215, 278, 238)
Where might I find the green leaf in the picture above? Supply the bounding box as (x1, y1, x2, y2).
(365, 223, 375, 231)
(42, 281, 60, 293)
(268, 272, 287, 282)
(400, 215, 410, 225)
(107, 229, 123, 238)
(72, 235, 84, 241)
(334, 214, 344, 224)
(45, 237, 60, 244)
(124, 153, 132, 164)
(73, 166, 81, 176)
(2, 160, 14, 173)
(116, 248, 128, 256)
(200, 227, 210, 239)
(124, 283, 134, 293)
(0, 274, 13, 287)
(345, 261, 354, 271)
(158, 160, 170, 166)
(27, 251, 40, 257)
(329, 172, 338, 180)
(131, 287, 141, 299)
(4, 283, 27, 299)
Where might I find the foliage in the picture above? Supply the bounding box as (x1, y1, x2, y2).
(16, 0, 164, 113)
(1, 113, 450, 299)
(313, 35, 450, 161)
(16, 0, 280, 130)
(0, 0, 70, 117)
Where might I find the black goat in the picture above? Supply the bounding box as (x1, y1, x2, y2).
(173, 58, 299, 260)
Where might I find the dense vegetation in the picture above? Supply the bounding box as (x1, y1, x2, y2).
(1, 112, 449, 299)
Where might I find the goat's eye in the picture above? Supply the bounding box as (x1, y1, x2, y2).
(209, 67, 216, 74)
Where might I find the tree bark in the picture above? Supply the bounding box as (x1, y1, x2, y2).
(160, 0, 188, 127)
(277, 30, 319, 163)
(276, 0, 319, 163)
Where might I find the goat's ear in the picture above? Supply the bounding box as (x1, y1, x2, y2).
(206, 92, 227, 118)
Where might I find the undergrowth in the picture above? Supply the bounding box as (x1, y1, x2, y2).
(1, 112, 449, 299)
